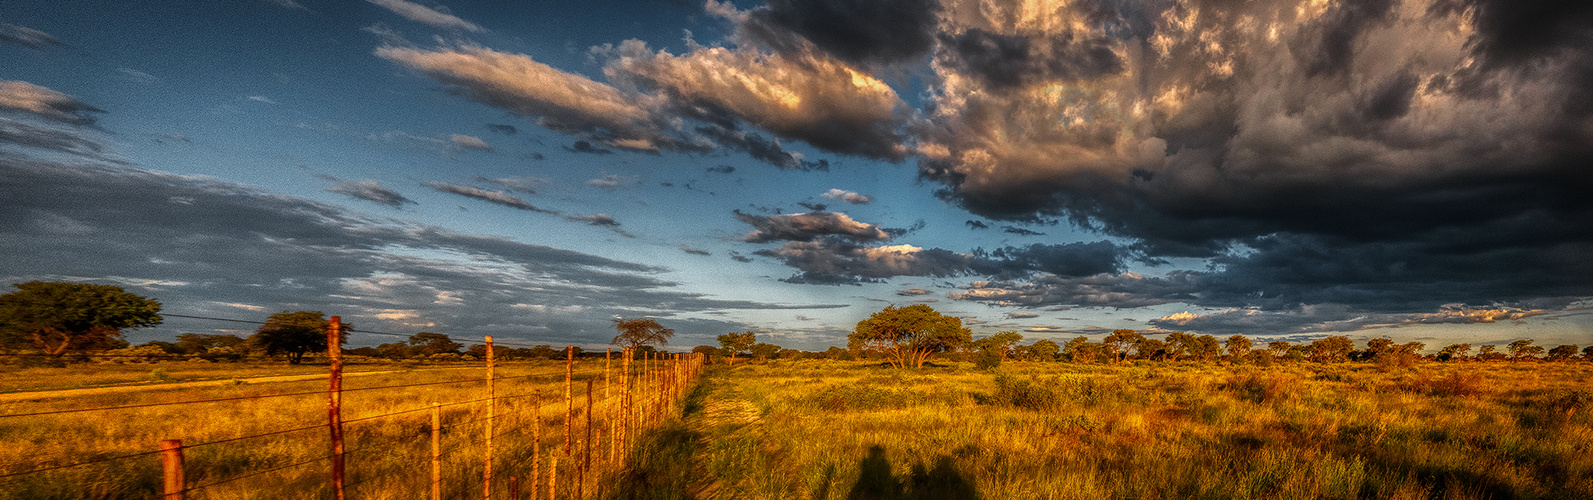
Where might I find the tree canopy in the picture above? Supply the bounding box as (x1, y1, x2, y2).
(718, 331, 755, 365)
(0, 281, 162, 357)
(848, 304, 970, 369)
(408, 332, 461, 356)
(251, 311, 345, 364)
(612, 318, 674, 349)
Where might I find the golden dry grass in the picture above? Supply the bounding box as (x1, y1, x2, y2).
(613, 359, 1593, 500)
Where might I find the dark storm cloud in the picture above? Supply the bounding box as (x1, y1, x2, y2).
(916, 0, 1593, 323)
(735, 211, 890, 243)
(1002, 226, 1045, 236)
(695, 125, 826, 170)
(0, 118, 117, 160)
(938, 28, 1122, 91)
(970, 242, 1124, 279)
(740, 0, 942, 67)
(424, 181, 558, 213)
(756, 238, 971, 286)
(0, 23, 62, 50)
(680, 245, 711, 256)
(0, 159, 844, 344)
(565, 140, 613, 155)
(319, 175, 416, 207)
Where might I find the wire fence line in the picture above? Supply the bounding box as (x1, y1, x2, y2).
(2, 315, 708, 500)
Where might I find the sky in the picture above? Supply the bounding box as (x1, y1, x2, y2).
(2, 0, 1590, 352)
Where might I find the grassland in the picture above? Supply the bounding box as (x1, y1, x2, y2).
(615, 360, 1593, 500)
(5, 359, 1589, 499)
(1, 359, 644, 500)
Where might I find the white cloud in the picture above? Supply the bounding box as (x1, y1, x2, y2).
(449, 133, 491, 151)
(821, 188, 873, 204)
(367, 0, 484, 32)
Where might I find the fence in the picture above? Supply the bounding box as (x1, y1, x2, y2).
(0, 317, 707, 499)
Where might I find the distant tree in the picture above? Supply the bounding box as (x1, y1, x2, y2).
(1547, 345, 1579, 362)
(1188, 335, 1221, 363)
(1064, 336, 1103, 363)
(175, 333, 247, 357)
(823, 346, 853, 361)
(718, 331, 756, 365)
(1164, 332, 1195, 361)
(691, 345, 719, 357)
(612, 318, 674, 350)
(408, 332, 462, 356)
(1285, 344, 1310, 362)
(849, 304, 971, 369)
(1135, 338, 1167, 361)
(525, 345, 559, 359)
(1365, 337, 1395, 358)
(1226, 335, 1252, 361)
(1268, 341, 1292, 359)
(1309, 336, 1353, 363)
(375, 342, 412, 359)
(750, 342, 781, 361)
(1438, 343, 1472, 362)
(972, 331, 1024, 361)
(1584, 345, 1593, 361)
(347, 346, 380, 357)
(1507, 339, 1544, 361)
(1104, 329, 1144, 363)
(251, 311, 345, 365)
(0, 281, 163, 357)
(1477, 345, 1504, 362)
(1023, 339, 1060, 361)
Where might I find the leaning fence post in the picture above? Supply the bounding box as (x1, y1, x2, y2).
(327, 315, 345, 500)
(484, 335, 496, 500)
(160, 439, 184, 500)
(431, 403, 442, 500)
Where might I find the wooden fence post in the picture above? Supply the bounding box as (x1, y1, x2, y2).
(582, 378, 594, 498)
(431, 403, 442, 500)
(509, 476, 520, 500)
(564, 345, 573, 456)
(160, 439, 184, 500)
(532, 389, 542, 500)
(547, 456, 557, 500)
(484, 336, 495, 500)
(327, 316, 345, 500)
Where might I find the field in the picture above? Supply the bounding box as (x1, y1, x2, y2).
(620, 360, 1593, 500)
(1, 357, 688, 500)
(3, 358, 1591, 499)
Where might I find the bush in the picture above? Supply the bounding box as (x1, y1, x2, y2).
(986, 374, 1064, 411)
(801, 385, 918, 412)
(1413, 372, 1485, 397)
(1223, 372, 1298, 403)
(974, 349, 1002, 370)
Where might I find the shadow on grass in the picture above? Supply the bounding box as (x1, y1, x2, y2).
(844, 445, 978, 500)
(603, 379, 716, 500)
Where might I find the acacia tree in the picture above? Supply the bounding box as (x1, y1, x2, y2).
(1309, 336, 1354, 363)
(1438, 343, 1472, 362)
(718, 331, 755, 365)
(612, 318, 674, 350)
(1164, 332, 1195, 361)
(408, 332, 462, 356)
(750, 342, 781, 361)
(1507, 339, 1544, 361)
(1189, 335, 1221, 363)
(849, 304, 970, 369)
(251, 311, 345, 365)
(1104, 329, 1144, 363)
(972, 331, 1023, 360)
(0, 281, 162, 357)
(1226, 335, 1252, 361)
(1547, 344, 1579, 361)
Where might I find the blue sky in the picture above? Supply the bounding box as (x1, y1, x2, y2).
(2, 0, 1589, 351)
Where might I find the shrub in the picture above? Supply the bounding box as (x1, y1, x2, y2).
(987, 373, 1064, 411)
(1223, 372, 1299, 404)
(1415, 372, 1486, 397)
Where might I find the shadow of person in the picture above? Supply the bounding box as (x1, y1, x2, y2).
(846, 447, 978, 500)
(847, 446, 902, 500)
(905, 456, 978, 500)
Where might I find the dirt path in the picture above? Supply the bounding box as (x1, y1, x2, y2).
(0, 370, 402, 402)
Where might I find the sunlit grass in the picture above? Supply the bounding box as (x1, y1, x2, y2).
(614, 360, 1593, 500)
(1, 360, 644, 500)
